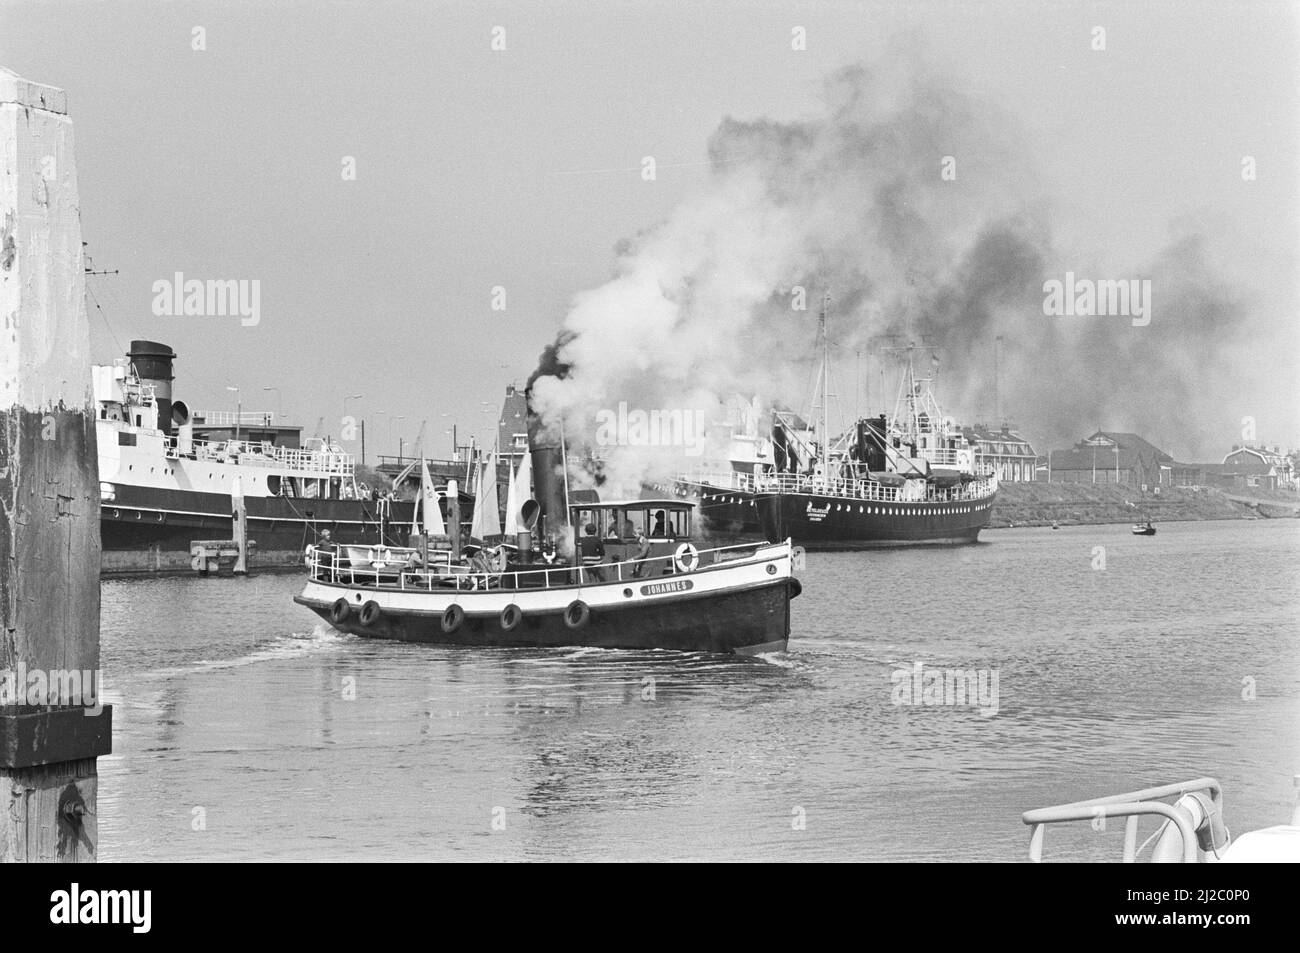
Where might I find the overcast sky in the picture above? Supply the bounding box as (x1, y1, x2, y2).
(3, 0, 1296, 460)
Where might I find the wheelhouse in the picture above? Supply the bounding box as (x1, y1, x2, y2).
(569, 498, 694, 544)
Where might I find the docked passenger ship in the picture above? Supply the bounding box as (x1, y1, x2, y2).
(97, 341, 415, 573)
(676, 301, 998, 548)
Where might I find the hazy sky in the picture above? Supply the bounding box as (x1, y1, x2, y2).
(3, 0, 1296, 461)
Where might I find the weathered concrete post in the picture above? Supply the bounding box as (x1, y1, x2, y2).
(0, 69, 109, 862)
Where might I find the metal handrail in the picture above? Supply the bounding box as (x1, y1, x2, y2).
(192, 409, 276, 426)
(165, 437, 355, 476)
(753, 471, 997, 502)
(306, 538, 783, 593)
(682, 467, 999, 503)
(1021, 777, 1222, 863)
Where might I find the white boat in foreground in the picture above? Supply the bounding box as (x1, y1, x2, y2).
(1023, 775, 1300, 862)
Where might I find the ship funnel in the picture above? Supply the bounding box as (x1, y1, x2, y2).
(524, 404, 569, 545)
(127, 340, 177, 434)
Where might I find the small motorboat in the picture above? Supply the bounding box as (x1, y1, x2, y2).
(1022, 775, 1300, 862)
(1132, 520, 1156, 536)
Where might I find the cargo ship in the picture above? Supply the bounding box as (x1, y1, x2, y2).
(676, 297, 998, 548)
(96, 341, 420, 574)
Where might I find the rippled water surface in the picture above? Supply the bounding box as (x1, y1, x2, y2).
(97, 519, 1300, 861)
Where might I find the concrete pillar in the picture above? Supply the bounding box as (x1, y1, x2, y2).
(0, 68, 109, 862)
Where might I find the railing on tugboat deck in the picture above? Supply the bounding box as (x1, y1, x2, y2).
(305, 539, 785, 593)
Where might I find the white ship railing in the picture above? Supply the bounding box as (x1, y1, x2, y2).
(683, 465, 997, 502)
(193, 409, 276, 426)
(1021, 778, 1223, 863)
(307, 539, 782, 592)
(166, 437, 355, 477)
(915, 446, 970, 467)
(679, 469, 758, 492)
(120, 379, 157, 405)
(751, 471, 997, 503)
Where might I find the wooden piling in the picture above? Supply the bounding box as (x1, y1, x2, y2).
(232, 475, 248, 574)
(0, 69, 109, 863)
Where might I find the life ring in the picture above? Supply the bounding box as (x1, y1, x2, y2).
(359, 600, 382, 627)
(329, 597, 351, 624)
(441, 603, 464, 634)
(673, 542, 699, 573)
(563, 600, 590, 630)
(500, 603, 523, 632)
(788, 577, 803, 599)
(304, 543, 315, 566)
(491, 547, 509, 572)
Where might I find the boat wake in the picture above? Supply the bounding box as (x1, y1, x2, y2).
(136, 625, 350, 683)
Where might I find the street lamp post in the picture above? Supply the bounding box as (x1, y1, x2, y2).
(225, 385, 241, 441)
(372, 410, 388, 465)
(390, 415, 405, 463)
(262, 386, 281, 424)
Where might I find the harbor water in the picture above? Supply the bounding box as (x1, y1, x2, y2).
(98, 519, 1300, 861)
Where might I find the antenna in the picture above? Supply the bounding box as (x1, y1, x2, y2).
(994, 335, 1003, 426)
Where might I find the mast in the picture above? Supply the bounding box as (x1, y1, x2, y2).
(820, 292, 830, 478)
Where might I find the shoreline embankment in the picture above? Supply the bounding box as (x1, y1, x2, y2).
(988, 482, 1300, 528)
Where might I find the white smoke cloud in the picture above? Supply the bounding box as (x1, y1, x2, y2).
(531, 43, 1265, 489)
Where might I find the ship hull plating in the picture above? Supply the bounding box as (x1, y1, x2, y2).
(297, 578, 793, 655)
(101, 486, 415, 573)
(673, 479, 763, 536)
(757, 490, 995, 549)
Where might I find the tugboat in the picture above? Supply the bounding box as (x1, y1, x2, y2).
(753, 298, 998, 549)
(295, 405, 801, 654)
(96, 341, 418, 573)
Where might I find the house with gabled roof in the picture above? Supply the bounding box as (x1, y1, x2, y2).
(1046, 430, 1172, 486)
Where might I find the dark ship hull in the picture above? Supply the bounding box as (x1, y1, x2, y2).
(101, 486, 417, 574)
(757, 488, 996, 549)
(298, 574, 794, 655)
(672, 478, 763, 536)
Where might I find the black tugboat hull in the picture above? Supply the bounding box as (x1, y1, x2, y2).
(757, 491, 996, 549)
(298, 580, 792, 655)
